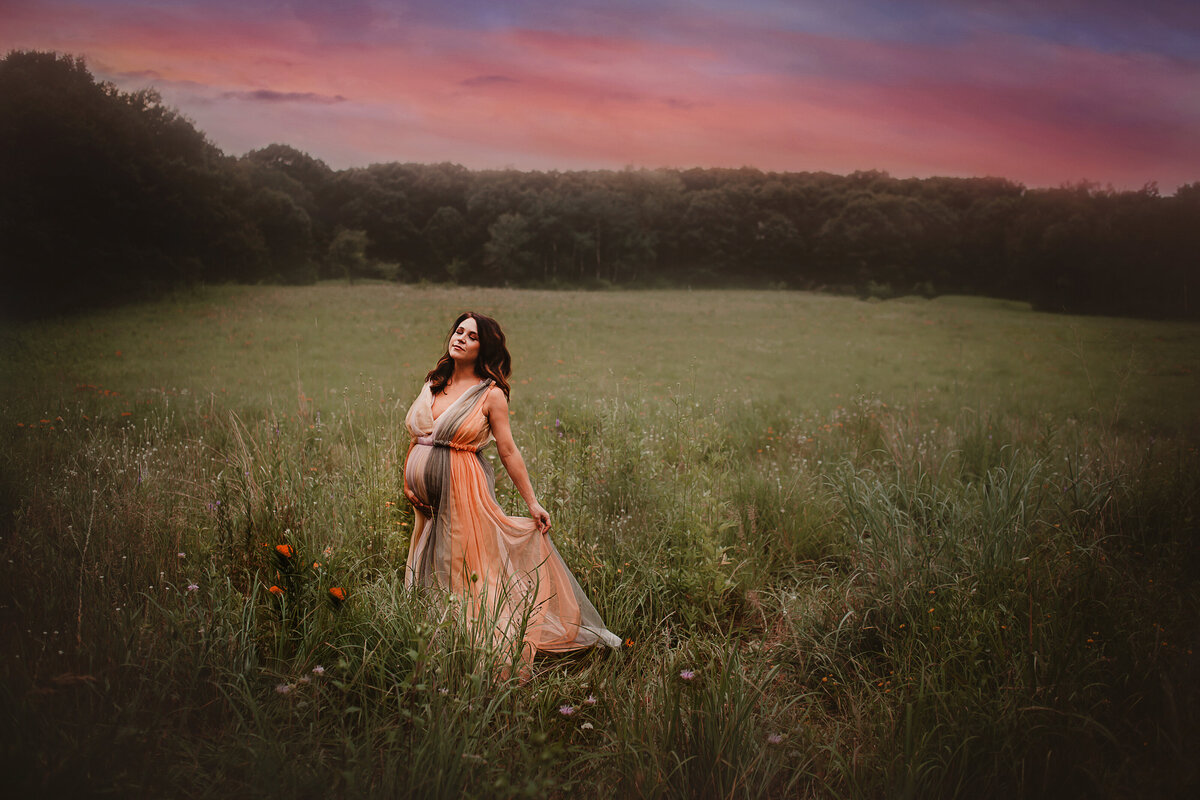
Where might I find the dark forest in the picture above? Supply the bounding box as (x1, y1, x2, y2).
(2, 51, 1197, 319)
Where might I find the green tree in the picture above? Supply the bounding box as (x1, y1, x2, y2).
(679, 189, 740, 281)
(327, 228, 370, 283)
(249, 188, 315, 283)
(483, 213, 534, 283)
(422, 205, 468, 277)
(0, 50, 238, 315)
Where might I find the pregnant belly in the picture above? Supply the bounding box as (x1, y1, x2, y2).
(404, 443, 441, 509)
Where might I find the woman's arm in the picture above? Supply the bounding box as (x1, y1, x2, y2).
(485, 387, 551, 533)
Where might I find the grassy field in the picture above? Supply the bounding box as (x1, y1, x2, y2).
(1, 284, 1198, 798)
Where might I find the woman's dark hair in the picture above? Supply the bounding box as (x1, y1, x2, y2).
(426, 312, 512, 399)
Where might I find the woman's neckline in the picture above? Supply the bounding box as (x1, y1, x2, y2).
(430, 378, 488, 422)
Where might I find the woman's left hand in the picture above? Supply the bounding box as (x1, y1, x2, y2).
(529, 502, 551, 533)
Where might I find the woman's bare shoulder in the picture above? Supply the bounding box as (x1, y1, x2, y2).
(484, 384, 509, 410)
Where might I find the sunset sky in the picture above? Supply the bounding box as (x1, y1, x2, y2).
(4, 0, 1198, 191)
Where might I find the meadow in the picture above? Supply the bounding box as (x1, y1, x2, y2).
(1, 284, 1197, 798)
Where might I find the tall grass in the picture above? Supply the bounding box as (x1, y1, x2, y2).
(1, 285, 1197, 797)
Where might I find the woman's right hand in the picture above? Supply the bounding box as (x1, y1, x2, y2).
(529, 502, 551, 534)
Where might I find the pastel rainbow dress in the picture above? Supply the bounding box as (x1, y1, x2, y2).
(403, 379, 621, 653)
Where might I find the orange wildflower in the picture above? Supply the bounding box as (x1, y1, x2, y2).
(268, 585, 284, 596)
(275, 544, 294, 558)
(329, 587, 346, 602)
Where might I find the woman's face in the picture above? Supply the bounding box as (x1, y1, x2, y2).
(448, 316, 481, 365)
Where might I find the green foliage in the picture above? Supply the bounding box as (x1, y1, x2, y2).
(484, 213, 535, 283)
(0, 50, 224, 314)
(327, 228, 372, 283)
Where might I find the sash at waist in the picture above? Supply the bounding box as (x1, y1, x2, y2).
(414, 435, 480, 452)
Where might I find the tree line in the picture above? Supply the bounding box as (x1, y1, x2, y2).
(2, 50, 1197, 319)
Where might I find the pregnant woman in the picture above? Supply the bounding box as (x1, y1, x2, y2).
(402, 312, 621, 675)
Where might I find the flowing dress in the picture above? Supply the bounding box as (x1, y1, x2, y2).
(403, 378, 621, 654)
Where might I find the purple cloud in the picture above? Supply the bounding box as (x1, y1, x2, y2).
(223, 89, 348, 104)
(460, 74, 520, 87)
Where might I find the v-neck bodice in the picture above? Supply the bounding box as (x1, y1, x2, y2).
(405, 379, 493, 441)
(431, 380, 486, 422)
